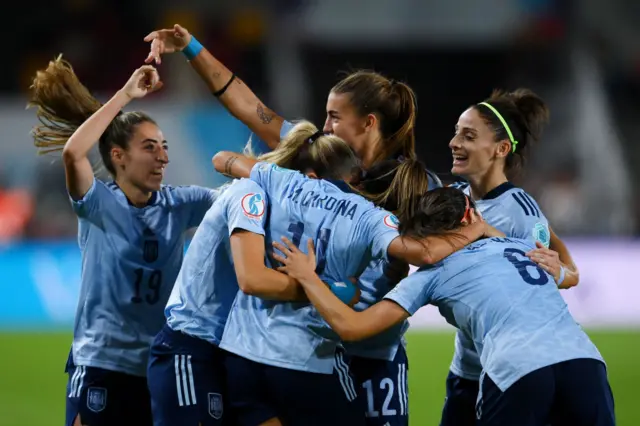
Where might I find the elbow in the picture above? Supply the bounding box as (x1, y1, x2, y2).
(212, 152, 228, 174)
(560, 270, 580, 290)
(237, 272, 260, 295)
(62, 142, 82, 165)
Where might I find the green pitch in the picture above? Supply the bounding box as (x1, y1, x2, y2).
(1, 330, 637, 425)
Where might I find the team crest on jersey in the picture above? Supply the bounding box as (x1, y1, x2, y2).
(86, 387, 107, 413)
(384, 214, 400, 229)
(241, 193, 266, 218)
(143, 239, 159, 263)
(208, 393, 223, 419)
(532, 222, 550, 248)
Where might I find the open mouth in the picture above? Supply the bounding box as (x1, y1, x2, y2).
(452, 154, 468, 167)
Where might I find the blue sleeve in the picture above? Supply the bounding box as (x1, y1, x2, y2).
(249, 161, 301, 199)
(172, 186, 219, 228)
(360, 208, 400, 262)
(247, 120, 295, 155)
(383, 270, 436, 315)
(225, 180, 267, 236)
(69, 177, 111, 221)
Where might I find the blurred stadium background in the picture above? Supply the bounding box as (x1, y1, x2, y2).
(1, 0, 639, 425)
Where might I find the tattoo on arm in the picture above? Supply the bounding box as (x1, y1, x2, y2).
(256, 103, 275, 125)
(223, 156, 238, 176)
(211, 70, 221, 79)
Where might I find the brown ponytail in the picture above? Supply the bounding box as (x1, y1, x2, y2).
(28, 55, 102, 154)
(331, 71, 417, 165)
(28, 55, 157, 176)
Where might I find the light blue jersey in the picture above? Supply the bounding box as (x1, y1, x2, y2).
(70, 178, 217, 376)
(165, 179, 267, 345)
(342, 259, 410, 361)
(385, 237, 603, 392)
(252, 120, 435, 362)
(220, 162, 400, 373)
(449, 181, 551, 380)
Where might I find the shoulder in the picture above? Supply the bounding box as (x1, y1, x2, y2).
(229, 178, 265, 194)
(502, 187, 545, 219)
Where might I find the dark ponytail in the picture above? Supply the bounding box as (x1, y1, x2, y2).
(474, 88, 549, 174)
(399, 187, 474, 240)
(358, 158, 430, 224)
(331, 71, 417, 165)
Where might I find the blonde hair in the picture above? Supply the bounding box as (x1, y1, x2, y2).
(249, 121, 361, 180)
(28, 55, 156, 176)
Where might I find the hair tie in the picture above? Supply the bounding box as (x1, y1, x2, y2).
(306, 130, 325, 144)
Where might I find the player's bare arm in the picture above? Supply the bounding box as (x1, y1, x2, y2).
(144, 24, 284, 149)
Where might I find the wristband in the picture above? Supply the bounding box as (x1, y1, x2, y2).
(183, 36, 204, 61)
(556, 266, 566, 287)
(328, 280, 358, 305)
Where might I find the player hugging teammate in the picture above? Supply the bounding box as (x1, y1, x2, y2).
(27, 22, 614, 426)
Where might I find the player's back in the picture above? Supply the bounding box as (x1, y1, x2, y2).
(71, 178, 215, 376)
(449, 181, 551, 381)
(412, 237, 603, 391)
(165, 179, 266, 345)
(220, 162, 399, 374)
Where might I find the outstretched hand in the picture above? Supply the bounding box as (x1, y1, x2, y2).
(144, 24, 192, 65)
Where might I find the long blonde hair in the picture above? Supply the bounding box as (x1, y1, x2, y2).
(246, 120, 361, 180)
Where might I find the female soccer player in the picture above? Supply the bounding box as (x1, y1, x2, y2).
(273, 187, 614, 426)
(210, 122, 497, 426)
(443, 88, 581, 426)
(144, 24, 444, 425)
(146, 123, 361, 426)
(142, 24, 441, 185)
(29, 59, 218, 426)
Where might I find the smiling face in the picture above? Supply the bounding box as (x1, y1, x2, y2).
(111, 121, 169, 192)
(449, 107, 511, 178)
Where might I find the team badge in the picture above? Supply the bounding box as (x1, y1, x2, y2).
(208, 393, 223, 419)
(241, 193, 266, 218)
(532, 222, 550, 248)
(384, 214, 400, 229)
(86, 387, 107, 413)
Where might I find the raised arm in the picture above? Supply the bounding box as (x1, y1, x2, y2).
(145, 25, 284, 149)
(62, 66, 161, 200)
(212, 151, 258, 179)
(231, 230, 306, 301)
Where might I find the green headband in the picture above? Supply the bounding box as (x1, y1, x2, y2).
(478, 102, 518, 153)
